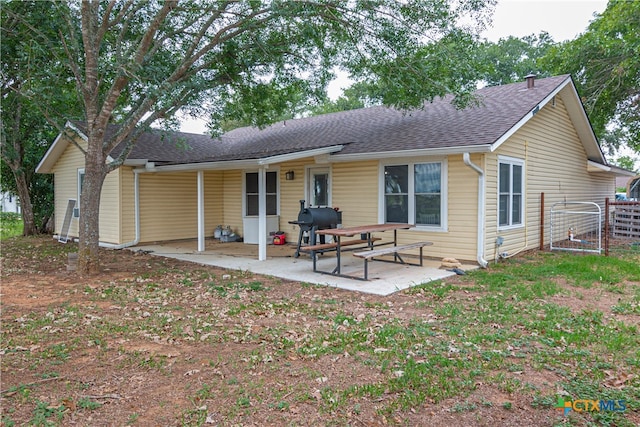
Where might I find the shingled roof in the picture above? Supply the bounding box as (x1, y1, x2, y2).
(39, 74, 604, 173)
(218, 74, 574, 159)
(122, 74, 575, 165)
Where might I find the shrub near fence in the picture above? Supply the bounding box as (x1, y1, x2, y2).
(604, 199, 640, 256)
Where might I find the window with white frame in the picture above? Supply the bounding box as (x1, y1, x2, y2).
(245, 171, 278, 216)
(498, 157, 524, 227)
(383, 161, 445, 228)
(76, 168, 85, 217)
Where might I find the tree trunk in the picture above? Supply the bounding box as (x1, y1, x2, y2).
(77, 138, 108, 275)
(13, 169, 37, 236)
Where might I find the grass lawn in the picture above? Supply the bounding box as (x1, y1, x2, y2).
(0, 212, 22, 240)
(1, 236, 638, 426)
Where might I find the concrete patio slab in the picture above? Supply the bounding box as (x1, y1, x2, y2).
(131, 241, 477, 296)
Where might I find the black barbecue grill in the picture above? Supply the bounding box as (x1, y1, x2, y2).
(289, 200, 342, 257)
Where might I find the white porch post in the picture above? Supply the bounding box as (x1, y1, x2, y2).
(258, 166, 267, 261)
(197, 170, 205, 252)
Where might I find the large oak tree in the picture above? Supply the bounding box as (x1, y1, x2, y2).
(6, 0, 494, 274)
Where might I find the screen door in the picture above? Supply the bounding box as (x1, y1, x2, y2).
(307, 168, 330, 207)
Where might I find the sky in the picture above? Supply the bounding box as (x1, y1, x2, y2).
(180, 0, 609, 134)
(482, 0, 607, 43)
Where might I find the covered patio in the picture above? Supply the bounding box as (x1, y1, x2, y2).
(130, 239, 476, 296)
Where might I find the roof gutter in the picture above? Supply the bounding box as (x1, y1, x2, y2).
(463, 153, 488, 268)
(142, 145, 345, 173)
(331, 144, 492, 162)
(586, 160, 611, 173)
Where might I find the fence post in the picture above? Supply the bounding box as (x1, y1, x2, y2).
(539, 192, 545, 251)
(604, 197, 609, 256)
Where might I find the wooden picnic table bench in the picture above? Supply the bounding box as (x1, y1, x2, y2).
(353, 241, 433, 280)
(309, 223, 423, 280)
(298, 238, 381, 254)
(299, 237, 381, 274)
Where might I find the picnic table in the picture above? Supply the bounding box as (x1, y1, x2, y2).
(303, 223, 432, 280)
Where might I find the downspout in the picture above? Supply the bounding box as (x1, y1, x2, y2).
(99, 169, 140, 249)
(463, 153, 489, 268)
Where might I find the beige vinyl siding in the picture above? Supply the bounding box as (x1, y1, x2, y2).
(98, 169, 121, 243)
(211, 156, 481, 261)
(279, 160, 308, 240)
(440, 154, 480, 261)
(51, 136, 122, 244)
(51, 137, 85, 238)
(392, 155, 478, 262)
(205, 171, 224, 235)
(222, 170, 243, 236)
(328, 157, 479, 262)
(485, 94, 614, 261)
(120, 167, 136, 243)
(138, 172, 199, 242)
(332, 161, 379, 227)
(123, 169, 223, 244)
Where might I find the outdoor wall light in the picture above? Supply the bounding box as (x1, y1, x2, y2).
(285, 170, 295, 181)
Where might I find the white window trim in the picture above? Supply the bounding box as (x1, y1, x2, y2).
(304, 165, 332, 207)
(242, 168, 280, 217)
(76, 168, 85, 218)
(378, 157, 448, 232)
(77, 168, 85, 199)
(497, 155, 525, 230)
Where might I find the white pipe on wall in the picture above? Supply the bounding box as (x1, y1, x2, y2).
(463, 153, 489, 268)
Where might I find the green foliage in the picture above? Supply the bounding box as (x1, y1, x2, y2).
(1, 0, 81, 234)
(477, 32, 556, 86)
(612, 155, 639, 174)
(77, 397, 102, 410)
(30, 400, 65, 426)
(308, 83, 371, 116)
(541, 0, 640, 155)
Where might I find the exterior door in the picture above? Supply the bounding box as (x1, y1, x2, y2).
(307, 167, 330, 207)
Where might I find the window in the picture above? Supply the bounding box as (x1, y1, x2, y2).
(384, 165, 409, 223)
(308, 167, 330, 207)
(76, 169, 85, 217)
(498, 157, 524, 227)
(245, 171, 278, 216)
(383, 161, 445, 228)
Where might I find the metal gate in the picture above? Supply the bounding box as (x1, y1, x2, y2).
(550, 201, 601, 254)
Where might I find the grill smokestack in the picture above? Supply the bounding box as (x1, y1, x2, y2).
(525, 73, 536, 89)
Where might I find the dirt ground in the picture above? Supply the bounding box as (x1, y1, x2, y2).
(1, 236, 637, 426)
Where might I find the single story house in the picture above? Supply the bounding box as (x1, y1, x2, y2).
(37, 74, 622, 266)
(1, 192, 21, 214)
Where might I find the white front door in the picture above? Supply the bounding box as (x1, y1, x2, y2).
(307, 167, 331, 207)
